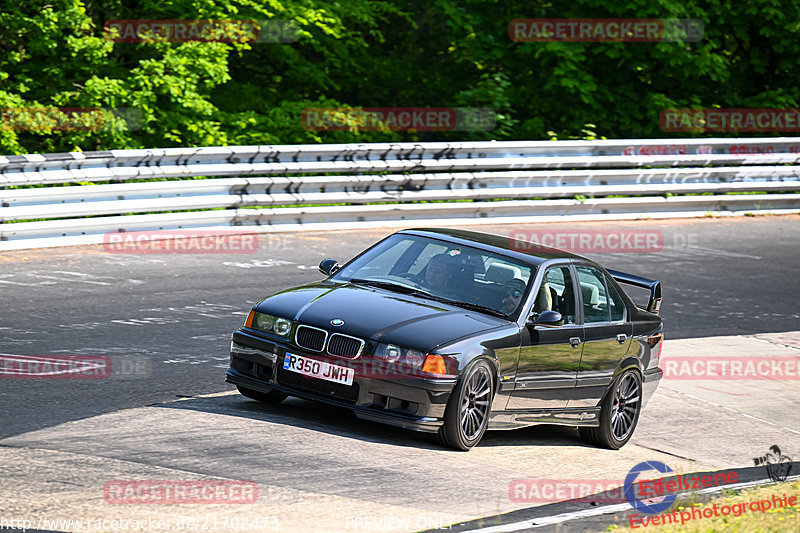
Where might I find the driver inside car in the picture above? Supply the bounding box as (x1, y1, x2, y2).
(423, 253, 473, 300)
(424, 254, 451, 289)
(500, 278, 527, 315)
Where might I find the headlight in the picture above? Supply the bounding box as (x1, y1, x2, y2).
(274, 318, 292, 336)
(405, 350, 426, 368)
(255, 313, 275, 331)
(376, 343, 402, 362)
(251, 312, 292, 337)
(375, 343, 426, 369)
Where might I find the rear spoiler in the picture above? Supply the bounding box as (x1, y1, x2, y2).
(606, 269, 662, 314)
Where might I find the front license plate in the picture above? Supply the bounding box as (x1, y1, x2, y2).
(282, 352, 355, 386)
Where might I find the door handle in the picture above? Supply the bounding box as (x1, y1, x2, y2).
(617, 334, 627, 344)
(569, 337, 581, 348)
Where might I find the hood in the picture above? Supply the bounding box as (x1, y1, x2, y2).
(255, 281, 508, 352)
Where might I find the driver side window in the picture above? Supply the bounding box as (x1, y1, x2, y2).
(538, 266, 577, 324)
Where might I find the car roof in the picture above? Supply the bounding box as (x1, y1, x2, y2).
(398, 227, 589, 267)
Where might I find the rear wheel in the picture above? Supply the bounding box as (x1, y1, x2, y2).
(437, 360, 494, 451)
(580, 369, 642, 449)
(237, 385, 288, 405)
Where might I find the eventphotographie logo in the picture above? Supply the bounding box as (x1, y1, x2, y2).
(624, 461, 677, 514)
(753, 445, 793, 482)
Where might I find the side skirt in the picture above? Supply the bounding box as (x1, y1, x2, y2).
(488, 407, 602, 430)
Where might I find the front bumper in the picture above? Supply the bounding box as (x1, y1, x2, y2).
(225, 329, 457, 434)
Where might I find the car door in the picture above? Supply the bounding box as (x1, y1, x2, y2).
(507, 264, 583, 410)
(569, 265, 632, 408)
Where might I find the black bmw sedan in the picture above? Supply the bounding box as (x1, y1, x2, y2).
(226, 228, 664, 450)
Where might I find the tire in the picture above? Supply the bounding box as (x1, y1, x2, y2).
(237, 385, 288, 405)
(437, 360, 494, 450)
(580, 369, 642, 449)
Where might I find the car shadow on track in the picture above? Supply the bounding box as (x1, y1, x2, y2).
(481, 425, 589, 448)
(154, 390, 597, 451)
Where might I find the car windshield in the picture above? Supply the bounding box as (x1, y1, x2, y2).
(332, 234, 534, 317)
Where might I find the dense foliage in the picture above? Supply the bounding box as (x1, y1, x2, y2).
(1, 0, 798, 153)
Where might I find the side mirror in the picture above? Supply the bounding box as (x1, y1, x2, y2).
(319, 258, 340, 276)
(527, 310, 563, 328)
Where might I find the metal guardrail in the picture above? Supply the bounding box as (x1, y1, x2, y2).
(2, 138, 800, 250)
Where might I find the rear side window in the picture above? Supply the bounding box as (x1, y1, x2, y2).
(607, 281, 625, 322)
(575, 266, 610, 324)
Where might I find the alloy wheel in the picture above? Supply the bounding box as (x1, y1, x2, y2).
(460, 366, 491, 440)
(610, 372, 640, 441)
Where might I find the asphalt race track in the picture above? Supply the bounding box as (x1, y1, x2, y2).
(1, 215, 799, 532)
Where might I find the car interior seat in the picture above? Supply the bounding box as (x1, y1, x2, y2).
(559, 281, 576, 322)
(484, 263, 521, 284)
(580, 282, 600, 308)
(535, 281, 553, 312)
(580, 282, 606, 320)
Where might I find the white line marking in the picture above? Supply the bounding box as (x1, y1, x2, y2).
(747, 335, 800, 352)
(664, 387, 800, 441)
(0, 280, 42, 286)
(31, 274, 112, 286)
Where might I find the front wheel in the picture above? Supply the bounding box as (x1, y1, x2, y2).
(579, 369, 642, 449)
(437, 360, 494, 451)
(237, 385, 288, 405)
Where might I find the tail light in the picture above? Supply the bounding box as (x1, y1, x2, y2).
(648, 333, 664, 361)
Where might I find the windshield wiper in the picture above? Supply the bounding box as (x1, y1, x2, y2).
(348, 278, 445, 301)
(348, 278, 420, 294)
(441, 300, 508, 318)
